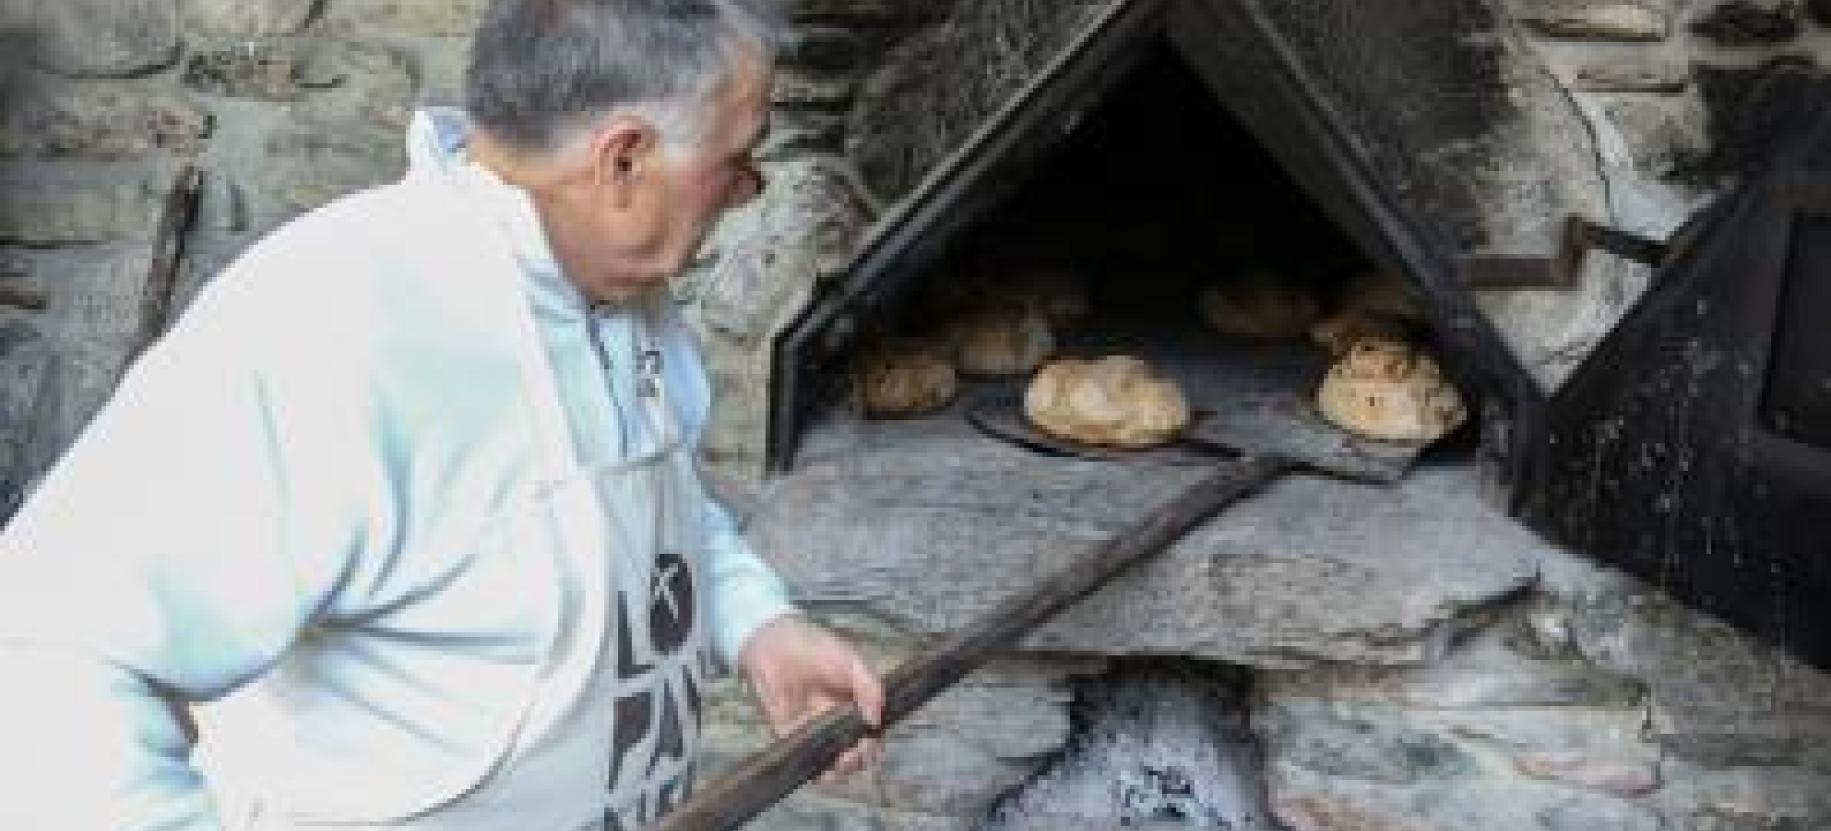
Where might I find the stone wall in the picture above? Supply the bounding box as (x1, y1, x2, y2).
(2, 1, 1830, 830)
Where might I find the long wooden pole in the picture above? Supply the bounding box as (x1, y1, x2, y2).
(647, 454, 1290, 831)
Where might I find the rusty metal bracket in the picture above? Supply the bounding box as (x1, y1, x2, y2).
(1458, 216, 1671, 289)
(1555, 215, 1670, 285)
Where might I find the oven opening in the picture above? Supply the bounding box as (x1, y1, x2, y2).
(798, 44, 1480, 467)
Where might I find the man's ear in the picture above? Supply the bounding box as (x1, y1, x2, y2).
(588, 115, 658, 208)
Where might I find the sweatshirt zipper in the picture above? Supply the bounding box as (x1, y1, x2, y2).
(585, 303, 630, 458)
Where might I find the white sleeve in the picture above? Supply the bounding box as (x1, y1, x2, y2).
(703, 494, 799, 670)
(0, 320, 367, 830)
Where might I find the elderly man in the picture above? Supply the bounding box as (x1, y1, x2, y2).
(0, 1, 883, 828)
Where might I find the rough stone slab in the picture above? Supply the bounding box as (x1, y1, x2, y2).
(780, 26, 867, 75)
(184, 39, 312, 102)
(1539, 552, 1831, 773)
(1602, 97, 1710, 180)
(182, 0, 317, 40)
(1265, 745, 1665, 831)
(1571, 57, 1690, 92)
(0, 79, 212, 158)
(1256, 631, 1646, 710)
(685, 157, 875, 472)
(19, 0, 181, 78)
(1514, 749, 1661, 797)
(0, 316, 52, 509)
(749, 416, 1544, 668)
(1650, 758, 1831, 829)
(773, 73, 857, 110)
(0, 161, 175, 244)
(1519, 0, 1670, 40)
(367, 0, 486, 37)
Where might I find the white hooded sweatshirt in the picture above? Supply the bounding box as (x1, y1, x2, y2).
(0, 109, 795, 830)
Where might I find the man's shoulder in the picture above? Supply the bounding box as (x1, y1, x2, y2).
(180, 177, 507, 374)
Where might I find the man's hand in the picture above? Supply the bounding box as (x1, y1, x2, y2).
(738, 615, 886, 783)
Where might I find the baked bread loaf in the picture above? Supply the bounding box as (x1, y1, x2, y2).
(948, 304, 1055, 376)
(1024, 355, 1189, 448)
(855, 339, 957, 418)
(1338, 270, 1421, 321)
(1309, 311, 1410, 356)
(1199, 268, 1321, 339)
(1316, 338, 1467, 442)
(1001, 266, 1089, 326)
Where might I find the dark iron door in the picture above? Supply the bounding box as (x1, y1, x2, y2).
(1526, 115, 1831, 670)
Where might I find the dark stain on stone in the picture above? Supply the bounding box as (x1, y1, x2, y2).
(1689, 0, 1804, 45)
(1693, 56, 1826, 176)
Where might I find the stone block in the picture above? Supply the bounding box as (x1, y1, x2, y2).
(0, 79, 212, 158)
(1519, 0, 1670, 40)
(1602, 96, 1710, 181)
(1514, 750, 1661, 797)
(20, 0, 181, 78)
(297, 39, 420, 130)
(369, 0, 487, 37)
(181, 0, 317, 40)
(778, 0, 948, 26)
(1269, 756, 1665, 831)
(0, 161, 173, 244)
(751, 429, 1543, 668)
(0, 242, 164, 493)
(684, 156, 874, 472)
(1561, 580, 1831, 772)
(248, 111, 406, 223)
(1689, 0, 1803, 45)
(1535, 794, 1666, 830)
(1571, 57, 1690, 92)
(0, 315, 51, 506)
(780, 26, 867, 75)
(183, 40, 312, 102)
(1257, 698, 1478, 787)
(1650, 760, 1831, 830)
(773, 73, 857, 111)
(759, 111, 849, 161)
(1257, 632, 1647, 710)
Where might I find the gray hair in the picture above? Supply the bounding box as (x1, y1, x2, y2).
(465, 0, 783, 153)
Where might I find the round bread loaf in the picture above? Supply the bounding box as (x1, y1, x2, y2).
(1024, 355, 1189, 448)
(1316, 338, 1467, 442)
(1308, 311, 1410, 356)
(1338, 270, 1422, 321)
(1199, 269, 1321, 339)
(949, 304, 1055, 376)
(855, 340, 957, 418)
(1000, 266, 1090, 326)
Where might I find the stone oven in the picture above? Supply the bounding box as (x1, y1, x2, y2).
(5, 0, 1831, 828)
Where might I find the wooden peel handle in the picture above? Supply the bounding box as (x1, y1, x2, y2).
(646, 454, 1290, 831)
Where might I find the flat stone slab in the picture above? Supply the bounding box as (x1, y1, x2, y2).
(749, 415, 1547, 668)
